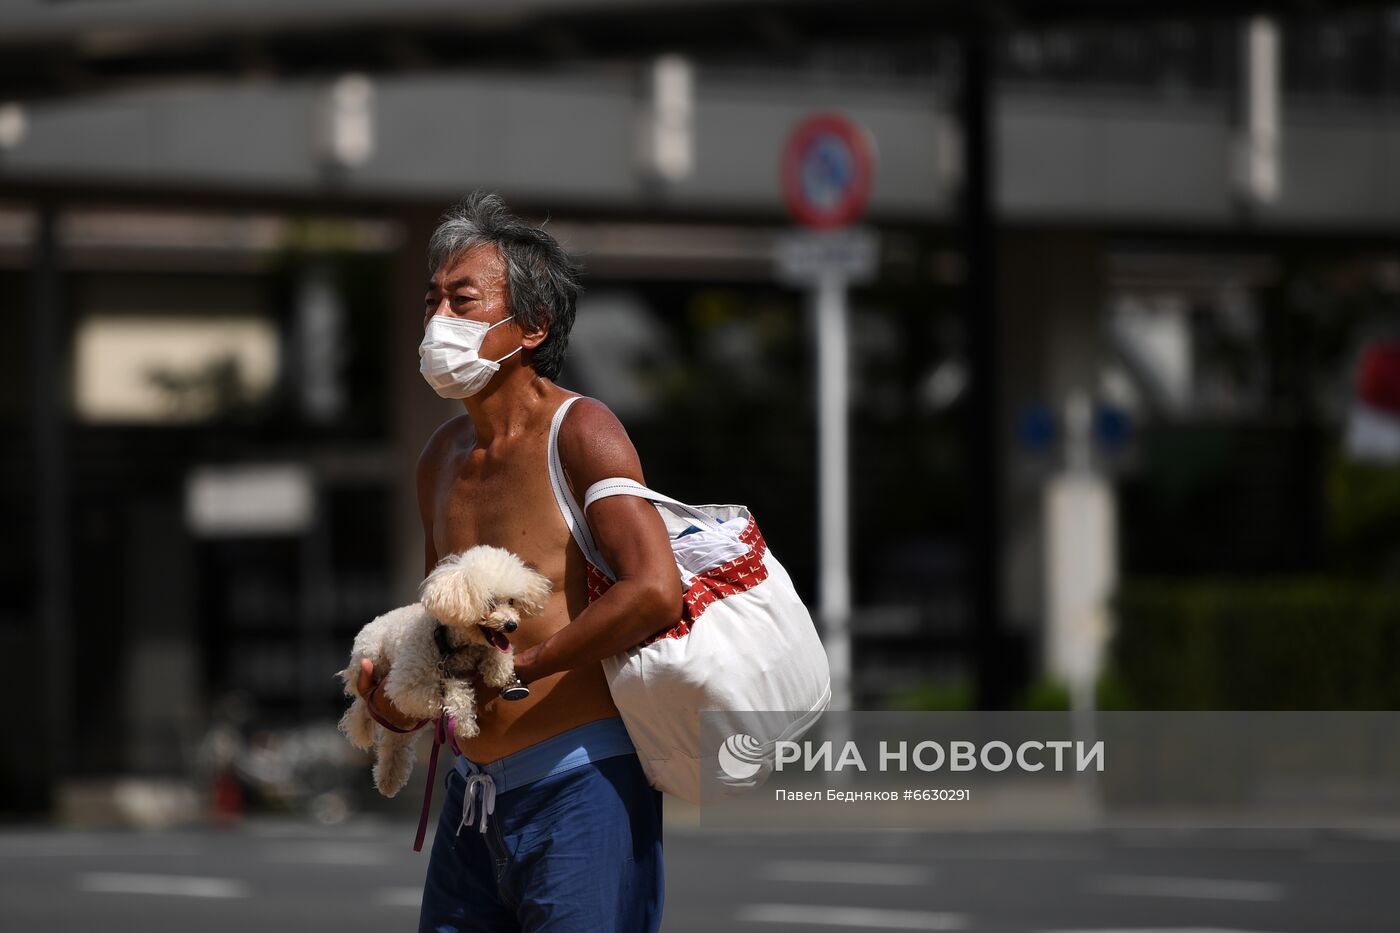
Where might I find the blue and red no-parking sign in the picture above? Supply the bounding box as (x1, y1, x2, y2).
(780, 113, 875, 230)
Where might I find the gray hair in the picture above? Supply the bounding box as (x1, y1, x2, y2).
(427, 191, 581, 381)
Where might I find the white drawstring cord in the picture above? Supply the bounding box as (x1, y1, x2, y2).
(457, 770, 497, 835)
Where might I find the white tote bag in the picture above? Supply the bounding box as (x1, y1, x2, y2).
(546, 397, 831, 804)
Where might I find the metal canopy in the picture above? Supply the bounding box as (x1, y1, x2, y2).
(0, 0, 1379, 100)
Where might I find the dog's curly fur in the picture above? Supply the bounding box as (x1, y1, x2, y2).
(336, 545, 551, 797)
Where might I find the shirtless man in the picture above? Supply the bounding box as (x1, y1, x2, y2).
(355, 192, 678, 932)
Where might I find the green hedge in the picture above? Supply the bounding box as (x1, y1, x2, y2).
(1111, 578, 1400, 710)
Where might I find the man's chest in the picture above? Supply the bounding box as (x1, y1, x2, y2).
(430, 438, 574, 569)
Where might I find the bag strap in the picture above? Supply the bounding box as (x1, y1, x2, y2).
(583, 477, 723, 530)
(547, 396, 614, 577)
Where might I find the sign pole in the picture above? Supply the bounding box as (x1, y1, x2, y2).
(814, 268, 851, 714)
(777, 111, 876, 713)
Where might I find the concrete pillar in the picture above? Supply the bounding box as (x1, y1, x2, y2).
(997, 232, 1108, 682)
(960, 19, 1007, 709)
(124, 499, 199, 772)
(391, 208, 458, 601)
(30, 203, 72, 786)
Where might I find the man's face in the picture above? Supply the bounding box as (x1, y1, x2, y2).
(423, 243, 516, 345)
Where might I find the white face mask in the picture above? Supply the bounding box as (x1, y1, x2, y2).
(418, 314, 522, 399)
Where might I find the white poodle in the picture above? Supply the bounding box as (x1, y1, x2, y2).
(336, 545, 551, 796)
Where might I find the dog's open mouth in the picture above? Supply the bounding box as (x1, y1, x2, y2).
(481, 627, 512, 653)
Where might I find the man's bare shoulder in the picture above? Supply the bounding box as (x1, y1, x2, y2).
(556, 395, 647, 496)
(417, 414, 475, 481)
(559, 393, 618, 432)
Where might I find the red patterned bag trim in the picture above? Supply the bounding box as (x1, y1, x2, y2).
(586, 515, 767, 647)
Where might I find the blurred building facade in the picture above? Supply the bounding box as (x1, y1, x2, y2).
(2, 2, 1398, 816)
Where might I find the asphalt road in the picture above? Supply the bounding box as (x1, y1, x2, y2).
(1, 818, 1395, 932)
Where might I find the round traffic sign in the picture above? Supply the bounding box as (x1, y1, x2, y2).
(780, 113, 875, 230)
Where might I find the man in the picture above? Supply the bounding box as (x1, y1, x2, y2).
(355, 191, 679, 932)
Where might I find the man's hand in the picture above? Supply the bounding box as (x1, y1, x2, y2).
(355, 659, 421, 732)
(511, 645, 541, 687)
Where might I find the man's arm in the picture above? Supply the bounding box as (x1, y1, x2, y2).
(416, 418, 459, 578)
(513, 397, 681, 683)
(355, 418, 465, 730)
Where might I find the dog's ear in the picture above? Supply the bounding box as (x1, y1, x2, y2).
(516, 566, 553, 617)
(420, 550, 492, 625)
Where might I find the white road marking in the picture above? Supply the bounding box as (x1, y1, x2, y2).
(264, 842, 391, 866)
(1113, 829, 1312, 850)
(0, 833, 206, 859)
(376, 886, 423, 908)
(0, 833, 104, 857)
(1088, 875, 1285, 902)
(1044, 928, 1287, 933)
(758, 859, 932, 886)
(1309, 848, 1400, 864)
(243, 819, 383, 838)
(737, 904, 966, 929)
(860, 833, 921, 847)
(0, 844, 103, 857)
(77, 872, 249, 899)
(1344, 826, 1400, 843)
(922, 843, 1101, 862)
